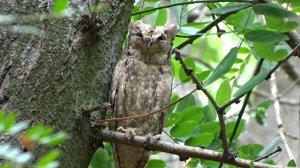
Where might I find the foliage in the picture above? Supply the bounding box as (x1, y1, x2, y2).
(1, 0, 299, 167)
(129, 0, 298, 167)
(0, 111, 68, 168)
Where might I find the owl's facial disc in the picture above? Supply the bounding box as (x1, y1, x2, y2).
(129, 21, 177, 52)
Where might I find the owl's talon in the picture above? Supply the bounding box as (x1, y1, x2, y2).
(152, 134, 161, 141)
(117, 126, 136, 140)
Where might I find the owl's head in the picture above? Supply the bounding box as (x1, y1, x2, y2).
(128, 21, 177, 54)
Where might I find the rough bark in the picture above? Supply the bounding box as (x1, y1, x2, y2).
(0, 0, 134, 167)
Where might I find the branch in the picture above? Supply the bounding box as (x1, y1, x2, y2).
(99, 131, 284, 168)
(173, 50, 231, 157)
(255, 147, 282, 162)
(270, 74, 296, 162)
(97, 89, 197, 123)
(228, 58, 264, 145)
(173, 8, 250, 51)
(132, 0, 253, 16)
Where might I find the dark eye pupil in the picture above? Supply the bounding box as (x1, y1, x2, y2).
(159, 36, 166, 40)
(137, 32, 143, 37)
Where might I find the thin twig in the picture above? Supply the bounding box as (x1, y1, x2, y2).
(82, 102, 111, 114)
(132, 0, 253, 16)
(97, 89, 197, 123)
(173, 8, 251, 51)
(254, 147, 282, 162)
(270, 74, 296, 162)
(228, 58, 264, 146)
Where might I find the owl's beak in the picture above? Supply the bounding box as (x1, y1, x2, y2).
(147, 41, 152, 49)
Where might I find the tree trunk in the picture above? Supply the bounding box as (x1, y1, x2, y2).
(0, 0, 134, 167)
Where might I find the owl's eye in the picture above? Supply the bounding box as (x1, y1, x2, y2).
(136, 32, 143, 38)
(158, 35, 166, 41)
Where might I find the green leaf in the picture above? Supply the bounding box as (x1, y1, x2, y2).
(199, 122, 220, 135)
(43, 132, 68, 146)
(146, 0, 160, 2)
(4, 113, 16, 132)
(182, 22, 209, 29)
(147, 160, 166, 168)
(186, 158, 200, 168)
(175, 94, 196, 113)
(258, 136, 282, 157)
(168, 94, 180, 113)
(280, 21, 299, 32)
(8, 121, 29, 135)
(178, 106, 203, 124)
(238, 144, 264, 160)
(15, 152, 33, 164)
(170, 0, 187, 26)
(245, 30, 289, 43)
(90, 148, 113, 168)
(238, 47, 250, 54)
(202, 103, 217, 122)
(196, 70, 211, 81)
(170, 121, 197, 138)
(204, 47, 238, 86)
(226, 120, 245, 139)
(155, 8, 167, 26)
(185, 133, 214, 147)
(250, 160, 254, 168)
(216, 80, 232, 106)
(253, 4, 296, 18)
(180, 27, 200, 35)
(134, 7, 157, 20)
(287, 159, 296, 167)
(53, 0, 69, 13)
(164, 113, 182, 127)
(36, 150, 60, 168)
(234, 72, 268, 98)
(253, 99, 272, 125)
(253, 42, 275, 60)
(211, 3, 251, 15)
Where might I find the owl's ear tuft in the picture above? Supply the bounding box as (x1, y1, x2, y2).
(129, 21, 143, 34)
(165, 24, 177, 39)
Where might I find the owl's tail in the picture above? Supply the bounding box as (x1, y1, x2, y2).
(112, 143, 150, 168)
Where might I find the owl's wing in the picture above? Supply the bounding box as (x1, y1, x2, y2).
(108, 57, 126, 131)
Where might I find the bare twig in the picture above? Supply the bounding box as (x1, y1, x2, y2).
(270, 74, 296, 162)
(82, 102, 111, 114)
(173, 8, 250, 51)
(132, 0, 253, 16)
(99, 131, 283, 168)
(97, 89, 197, 123)
(254, 147, 282, 162)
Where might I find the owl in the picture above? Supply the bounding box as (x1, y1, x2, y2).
(109, 21, 177, 168)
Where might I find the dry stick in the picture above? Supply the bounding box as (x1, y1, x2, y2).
(270, 74, 296, 162)
(97, 88, 197, 123)
(99, 131, 283, 168)
(173, 50, 232, 158)
(132, 0, 253, 16)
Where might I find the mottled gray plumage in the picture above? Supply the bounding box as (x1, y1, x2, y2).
(109, 21, 176, 168)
